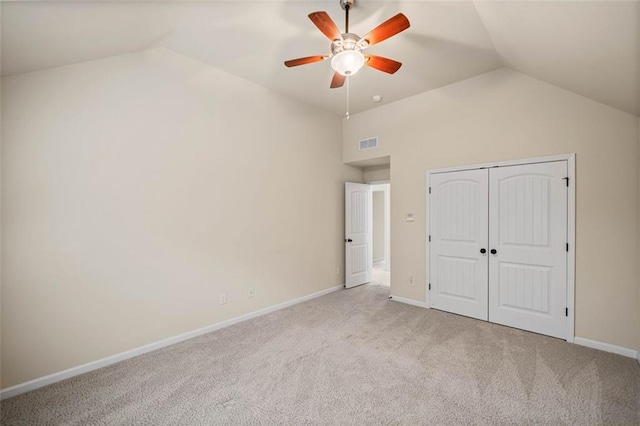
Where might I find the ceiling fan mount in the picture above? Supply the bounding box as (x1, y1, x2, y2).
(284, 0, 410, 88)
(339, 0, 355, 12)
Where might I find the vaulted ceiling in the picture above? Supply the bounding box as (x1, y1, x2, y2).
(2, 1, 639, 116)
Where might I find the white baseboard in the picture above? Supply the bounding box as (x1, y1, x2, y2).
(574, 337, 638, 359)
(0, 284, 344, 400)
(389, 295, 428, 309)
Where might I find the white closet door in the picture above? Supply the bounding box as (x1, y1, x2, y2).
(430, 169, 489, 320)
(488, 161, 567, 339)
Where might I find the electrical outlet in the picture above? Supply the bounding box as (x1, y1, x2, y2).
(219, 293, 227, 305)
(248, 287, 255, 298)
(409, 276, 415, 287)
(336, 267, 340, 275)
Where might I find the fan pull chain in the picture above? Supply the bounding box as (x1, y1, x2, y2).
(346, 76, 350, 120)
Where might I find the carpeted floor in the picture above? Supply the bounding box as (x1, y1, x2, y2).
(1, 282, 639, 425)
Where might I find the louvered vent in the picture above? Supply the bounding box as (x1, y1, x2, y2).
(359, 137, 378, 151)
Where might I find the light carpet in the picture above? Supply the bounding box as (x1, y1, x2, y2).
(2, 283, 639, 425)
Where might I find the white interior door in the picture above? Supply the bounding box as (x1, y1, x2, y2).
(429, 169, 489, 320)
(488, 161, 568, 339)
(345, 182, 372, 288)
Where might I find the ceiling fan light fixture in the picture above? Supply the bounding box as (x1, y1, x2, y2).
(331, 50, 365, 76)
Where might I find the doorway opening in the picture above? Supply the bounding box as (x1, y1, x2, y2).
(371, 183, 390, 288)
(344, 161, 391, 291)
(344, 181, 391, 289)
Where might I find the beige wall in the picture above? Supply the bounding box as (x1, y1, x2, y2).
(372, 191, 385, 261)
(363, 165, 390, 183)
(1, 48, 363, 389)
(344, 68, 640, 351)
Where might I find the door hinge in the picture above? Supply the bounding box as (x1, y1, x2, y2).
(563, 177, 569, 187)
(428, 283, 431, 290)
(565, 307, 568, 317)
(566, 243, 569, 252)
(428, 235, 431, 242)
(428, 186, 431, 194)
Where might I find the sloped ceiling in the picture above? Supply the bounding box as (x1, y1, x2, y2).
(474, 0, 640, 118)
(2, 1, 639, 116)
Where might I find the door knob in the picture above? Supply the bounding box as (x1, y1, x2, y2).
(480, 248, 486, 254)
(490, 249, 497, 255)
(345, 239, 353, 242)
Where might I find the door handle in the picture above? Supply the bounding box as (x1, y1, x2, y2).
(480, 248, 486, 254)
(345, 239, 353, 242)
(490, 249, 497, 255)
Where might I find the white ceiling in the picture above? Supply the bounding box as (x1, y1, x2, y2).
(2, 1, 639, 116)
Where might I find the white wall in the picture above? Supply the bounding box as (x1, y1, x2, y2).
(1, 48, 363, 389)
(343, 68, 640, 352)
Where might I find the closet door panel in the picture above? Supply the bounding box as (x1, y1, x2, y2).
(430, 169, 489, 320)
(488, 161, 567, 339)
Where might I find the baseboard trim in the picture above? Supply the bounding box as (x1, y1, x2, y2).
(0, 284, 344, 400)
(389, 295, 428, 309)
(574, 337, 638, 359)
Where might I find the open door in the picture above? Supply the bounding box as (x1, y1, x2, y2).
(345, 182, 372, 288)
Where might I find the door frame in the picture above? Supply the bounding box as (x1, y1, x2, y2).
(425, 153, 576, 342)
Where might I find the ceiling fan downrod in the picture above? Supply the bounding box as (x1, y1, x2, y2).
(340, 0, 353, 33)
(341, 0, 354, 33)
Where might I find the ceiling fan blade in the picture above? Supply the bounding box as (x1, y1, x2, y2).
(364, 55, 402, 74)
(309, 11, 343, 42)
(284, 56, 327, 67)
(330, 72, 346, 89)
(361, 13, 410, 47)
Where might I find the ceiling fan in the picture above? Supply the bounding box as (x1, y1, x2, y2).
(284, 0, 410, 89)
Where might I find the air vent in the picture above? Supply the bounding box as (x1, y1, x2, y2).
(359, 137, 378, 151)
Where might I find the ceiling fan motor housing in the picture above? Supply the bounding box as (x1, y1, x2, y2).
(331, 33, 361, 56)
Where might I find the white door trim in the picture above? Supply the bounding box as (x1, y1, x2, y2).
(427, 154, 574, 175)
(426, 153, 575, 342)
